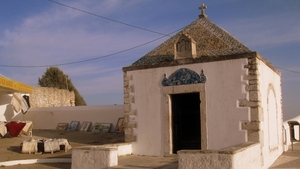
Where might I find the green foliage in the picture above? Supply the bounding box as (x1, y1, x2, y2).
(38, 67, 87, 106)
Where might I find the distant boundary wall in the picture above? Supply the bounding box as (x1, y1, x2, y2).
(12, 105, 124, 132)
(30, 86, 75, 108)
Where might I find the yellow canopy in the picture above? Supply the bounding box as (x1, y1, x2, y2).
(0, 76, 32, 94)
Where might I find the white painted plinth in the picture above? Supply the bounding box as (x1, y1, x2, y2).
(178, 142, 261, 169)
(71, 146, 118, 169)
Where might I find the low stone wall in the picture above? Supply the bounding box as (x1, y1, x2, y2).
(30, 86, 75, 108)
(13, 105, 124, 132)
(178, 142, 261, 169)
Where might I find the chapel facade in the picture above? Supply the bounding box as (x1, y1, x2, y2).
(122, 4, 283, 168)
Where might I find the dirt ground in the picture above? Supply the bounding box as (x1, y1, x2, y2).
(0, 130, 178, 169)
(0, 129, 125, 168)
(2, 129, 298, 169)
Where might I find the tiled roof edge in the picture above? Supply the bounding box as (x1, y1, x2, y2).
(123, 52, 255, 72)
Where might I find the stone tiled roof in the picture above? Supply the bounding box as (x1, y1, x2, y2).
(131, 16, 252, 66)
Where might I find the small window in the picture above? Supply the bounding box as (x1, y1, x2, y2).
(174, 34, 196, 60)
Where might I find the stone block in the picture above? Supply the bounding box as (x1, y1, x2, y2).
(241, 121, 260, 131)
(71, 147, 117, 169)
(123, 86, 130, 94)
(249, 91, 261, 101)
(126, 123, 137, 128)
(130, 95, 135, 103)
(250, 107, 264, 121)
(243, 75, 259, 81)
(245, 85, 260, 91)
(124, 110, 137, 116)
(124, 103, 131, 111)
(129, 85, 135, 93)
(248, 79, 260, 85)
(124, 98, 130, 104)
(124, 115, 129, 123)
(124, 75, 133, 81)
(248, 57, 259, 65)
(247, 131, 259, 142)
(244, 64, 258, 70)
(247, 131, 264, 146)
(124, 96, 135, 104)
(248, 69, 260, 75)
(238, 99, 260, 108)
(129, 116, 136, 122)
(123, 93, 129, 98)
(124, 128, 133, 135)
(123, 80, 129, 87)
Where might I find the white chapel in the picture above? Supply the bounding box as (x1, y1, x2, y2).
(122, 4, 282, 169)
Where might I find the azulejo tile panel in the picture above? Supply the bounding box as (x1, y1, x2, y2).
(162, 68, 206, 86)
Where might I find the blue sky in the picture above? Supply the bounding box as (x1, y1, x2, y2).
(0, 0, 299, 120)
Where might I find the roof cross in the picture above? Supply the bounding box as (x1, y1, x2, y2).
(199, 3, 207, 18)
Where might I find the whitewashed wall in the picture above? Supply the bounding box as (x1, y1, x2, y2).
(11, 105, 124, 132)
(126, 58, 250, 156)
(0, 93, 124, 132)
(258, 59, 283, 168)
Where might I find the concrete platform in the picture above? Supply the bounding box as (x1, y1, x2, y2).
(269, 143, 300, 169)
(0, 129, 299, 169)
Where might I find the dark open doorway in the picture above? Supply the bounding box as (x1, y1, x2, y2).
(171, 92, 201, 153)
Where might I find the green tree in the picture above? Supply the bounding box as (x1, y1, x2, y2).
(38, 67, 87, 106)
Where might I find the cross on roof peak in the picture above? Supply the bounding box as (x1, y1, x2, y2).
(199, 3, 208, 18)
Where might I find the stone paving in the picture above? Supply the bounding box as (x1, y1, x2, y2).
(269, 143, 300, 169)
(0, 129, 299, 169)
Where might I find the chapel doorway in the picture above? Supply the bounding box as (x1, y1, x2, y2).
(171, 92, 201, 153)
